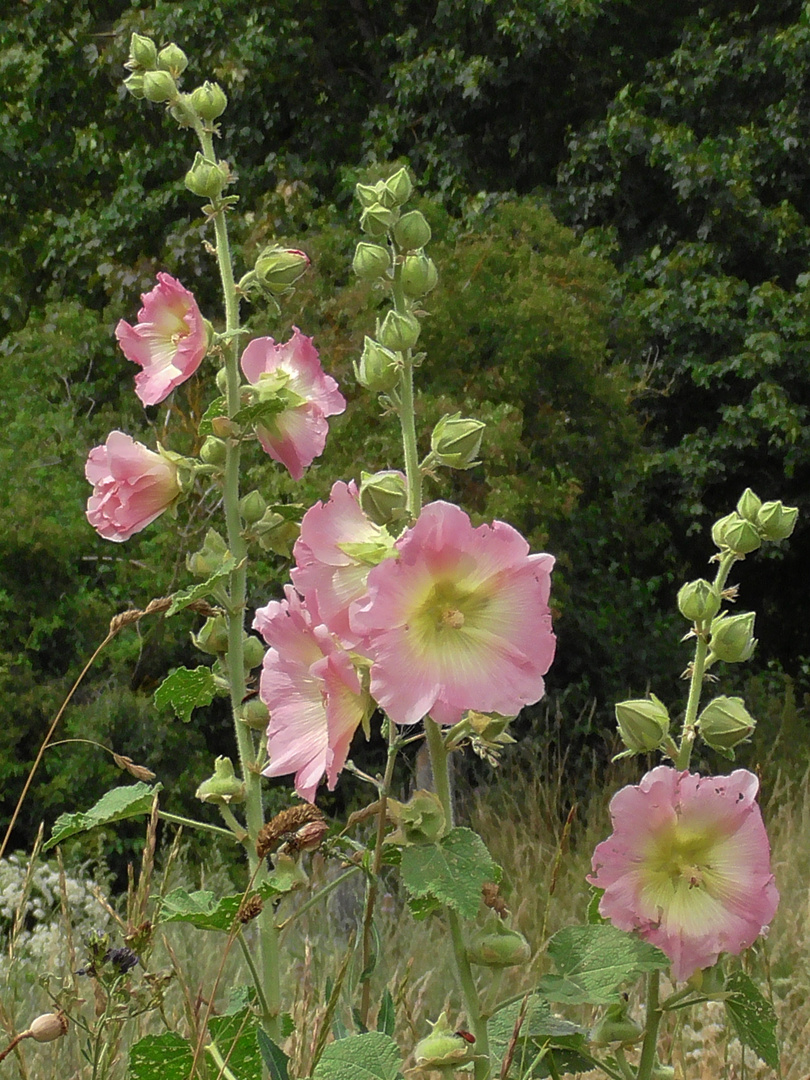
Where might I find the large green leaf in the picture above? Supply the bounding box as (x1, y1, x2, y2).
(209, 1010, 262, 1080)
(724, 970, 780, 1069)
(153, 665, 217, 723)
(257, 1029, 290, 1080)
(165, 556, 241, 616)
(488, 995, 589, 1078)
(400, 827, 498, 920)
(128, 1033, 194, 1080)
(537, 924, 669, 1004)
(44, 783, 161, 851)
(158, 874, 296, 932)
(311, 1031, 402, 1080)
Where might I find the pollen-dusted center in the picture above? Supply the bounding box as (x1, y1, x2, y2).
(646, 824, 716, 893)
(415, 578, 483, 638)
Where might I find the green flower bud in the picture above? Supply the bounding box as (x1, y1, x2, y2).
(352, 242, 391, 281)
(650, 1066, 675, 1080)
(736, 488, 762, 522)
(360, 202, 399, 238)
(123, 73, 146, 99)
(413, 1012, 475, 1070)
(156, 43, 188, 77)
(355, 181, 381, 208)
(240, 696, 270, 730)
(467, 916, 531, 967)
(359, 470, 408, 526)
(186, 528, 229, 578)
(589, 1002, 643, 1047)
(387, 790, 446, 846)
(141, 69, 178, 103)
(192, 616, 230, 655)
(677, 579, 721, 623)
(195, 756, 245, 804)
(431, 412, 485, 469)
(184, 152, 228, 199)
(254, 245, 310, 294)
(709, 611, 757, 663)
(615, 695, 670, 755)
(190, 81, 228, 121)
(242, 634, 266, 671)
(401, 252, 438, 297)
(354, 337, 401, 392)
(240, 490, 267, 525)
(128, 33, 158, 71)
(378, 310, 421, 352)
(200, 435, 227, 466)
(215, 366, 229, 394)
(383, 167, 413, 206)
(393, 209, 432, 250)
(757, 499, 798, 541)
(698, 695, 756, 752)
(711, 511, 761, 555)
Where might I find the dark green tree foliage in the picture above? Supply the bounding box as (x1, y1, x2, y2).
(559, 2, 810, 667)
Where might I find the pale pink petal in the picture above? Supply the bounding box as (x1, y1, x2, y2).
(84, 431, 180, 542)
(256, 406, 329, 482)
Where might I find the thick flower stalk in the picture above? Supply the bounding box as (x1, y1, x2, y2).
(240, 328, 346, 479)
(350, 500, 556, 725)
(589, 765, 778, 982)
(253, 586, 371, 802)
(85, 431, 180, 541)
(115, 272, 207, 405)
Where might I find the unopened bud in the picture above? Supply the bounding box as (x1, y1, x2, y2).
(186, 529, 229, 578)
(709, 611, 757, 663)
(615, 695, 670, 755)
(677, 579, 721, 623)
(431, 412, 485, 469)
(736, 488, 762, 522)
(711, 511, 761, 555)
(355, 181, 381, 208)
(698, 695, 756, 752)
(240, 490, 267, 525)
(184, 153, 228, 199)
(190, 80, 228, 121)
(383, 167, 413, 206)
(195, 756, 245, 804)
(156, 43, 188, 77)
(200, 435, 227, 466)
(242, 634, 266, 671)
(352, 242, 391, 281)
(123, 73, 146, 99)
(30, 1012, 69, 1043)
(128, 33, 157, 71)
(387, 790, 446, 846)
(393, 209, 431, 250)
(141, 69, 178, 103)
(401, 252, 438, 297)
(467, 916, 531, 967)
(354, 337, 400, 392)
(359, 470, 408, 526)
(192, 616, 229, 655)
(414, 1013, 475, 1070)
(378, 310, 421, 352)
(360, 202, 399, 238)
(254, 246, 310, 294)
(240, 696, 270, 730)
(590, 1003, 642, 1047)
(757, 499, 798, 541)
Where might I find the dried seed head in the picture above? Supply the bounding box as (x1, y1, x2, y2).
(237, 894, 264, 924)
(280, 819, 329, 856)
(30, 1012, 68, 1043)
(482, 882, 509, 917)
(257, 804, 324, 859)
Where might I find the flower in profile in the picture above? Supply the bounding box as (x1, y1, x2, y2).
(588, 766, 779, 982)
(240, 328, 346, 480)
(85, 431, 180, 542)
(115, 273, 207, 406)
(253, 586, 370, 802)
(291, 480, 395, 647)
(350, 501, 556, 726)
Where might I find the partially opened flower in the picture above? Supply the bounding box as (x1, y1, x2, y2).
(240, 328, 346, 480)
(350, 500, 556, 725)
(85, 431, 180, 542)
(588, 766, 779, 981)
(291, 480, 395, 647)
(115, 273, 207, 405)
(253, 586, 370, 802)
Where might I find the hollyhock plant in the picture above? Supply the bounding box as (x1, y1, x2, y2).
(253, 585, 370, 802)
(115, 272, 207, 406)
(350, 500, 556, 726)
(291, 480, 396, 647)
(85, 430, 181, 542)
(240, 327, 346, 480)
(588, 766, 779, 982)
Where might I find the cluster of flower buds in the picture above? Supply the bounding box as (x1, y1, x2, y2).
(711, 488, 798, 557)
(123, 33, 227, 130)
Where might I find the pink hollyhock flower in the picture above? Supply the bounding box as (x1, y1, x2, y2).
(240, 328, 346, 480)
(291, 480, 395, 647)
(349, 500, 556, 726)
(115, 273, 207, 406)
(253, 586, 370, 802)
(588, 766, 779, 982)
(85, 430, 180, 542)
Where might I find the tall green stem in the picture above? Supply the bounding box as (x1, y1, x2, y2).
(200, 126, 280, 1037)
(391, 254, 422, 517)
(635, 971, 662, 1080)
